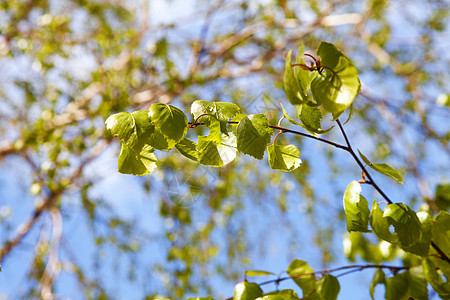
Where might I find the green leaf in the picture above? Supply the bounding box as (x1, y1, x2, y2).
(343, 181, 370, 232)
(435, 183, 450, 211)
(280, 103, 302, 126)
(370, 200, 396, 243)
(383, 203, 422, 247)
(131, 110, 156, 148)
(437, 93, 450, 107)
(267, 144, 301, 172)
(284, 50, 302, 105)
(294, 44, 311, 103)
(423, 258, 450, 298)
(370, 268, 385, 300)
(233, 281, 263, 300)
(297, 104, 333, 135)
(147, 126, 177, 151)
(105, 112, 138, 148)
(315, 274, 340, 300)
(191, 100, 240, 129)
(358, 150, 404, 185)
(244, 270, 274, 276)
(401, 211, 431, 257)
(148, 103, 188, 142)
(310, 42, 360, 119)
(343, 232, 383, 263)
(256, 289, 300, 300)
(385, 271, 408, 300)
(286, 259, 316, 297)
(118, 143, 157, 176)
(431, 211, 450, 257)
(198, 133, 237, 167)
(175, 137, 198, 161)
(408, 265, 428, 300)
(236, 114, 273, 160)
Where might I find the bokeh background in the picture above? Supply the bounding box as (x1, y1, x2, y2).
(0, 0, 449, 299)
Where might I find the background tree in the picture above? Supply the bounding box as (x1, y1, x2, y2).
(0, 0, 449, 299)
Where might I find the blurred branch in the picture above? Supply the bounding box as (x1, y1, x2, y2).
(40, 207, 62, 300)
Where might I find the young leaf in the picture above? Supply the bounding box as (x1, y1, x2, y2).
(233, 281, 263, 300)
(286, 259, 316, 297)
(358, 150, 404, 185)
(284, 50, 302, 105)
(385, 271, 409, 300)
(280, 103, 302, 127)
(297, 104, 333, 135)
(131, 110, 156, 148)
(147, 127, 177, 151)
(175, 137, 198, 161)
(118, 143, 157, 176)
(191, 100, 240, 123)
(257, 289, 300, 300)
(294, 44, 310, 102)
(431, 211, 450, 256)
(315, 274, 340, 300)
(383, 203, 422, 247)
(408, 265, 429, 300)
(401, 211, 431, 257)
(423, 258, 450, 299)
(343, 181, 370, 232)
(244, 270, 274, 276)
(198, 133, 237, 167)
(236, 114, 273, 160)
(267, 144, 301, 172)
(369, 268, 385, 300)
(435, 184, 450, 214)
(148, 103, 188, 142)
(370, 200, 396, 243)
(105, 112, 138, 148)
(310, 42, 360, 119)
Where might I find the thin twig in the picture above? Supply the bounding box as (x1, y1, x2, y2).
(335, 119, 393, 204)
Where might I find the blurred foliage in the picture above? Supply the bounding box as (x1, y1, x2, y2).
(0, 0, 449, 299)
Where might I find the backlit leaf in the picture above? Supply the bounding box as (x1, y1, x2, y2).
(315, 274, 340, 300)
(294, 44, 310, 103)
(401, 211, 431, 257)
(431, 211, 450, 257)
(244, 270, 274, 276)
(118, 143, 157, 176)
(105, 112, 138, 148)
(256, 289, 300, 300)
(198, 133, 237, 167)
(191, 100, 240, 123)
(297, 104, 333, 135)
(370, 200, 396, 243)
(383, 203, 422, 247)
(343, 181, 370, 232)
(370, 268, 385, 300)
(233, 281, 263, 300)
(280, 103, 302, 126)
(435, 183, 450, 211)
(311, 42, 360, 119)
(175, 137, 198, 161)
(408, 265, 428, 300)
(385, 271, 408, 300)
(286, 259, 316, 297)
(267, 144, 301, 172)
(148, 103, 188, 142)
(236, 114, 272, 160)
(423, 258, 450, 298)
(358, 150, 404, 185)
(284, 50, 302, 105)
